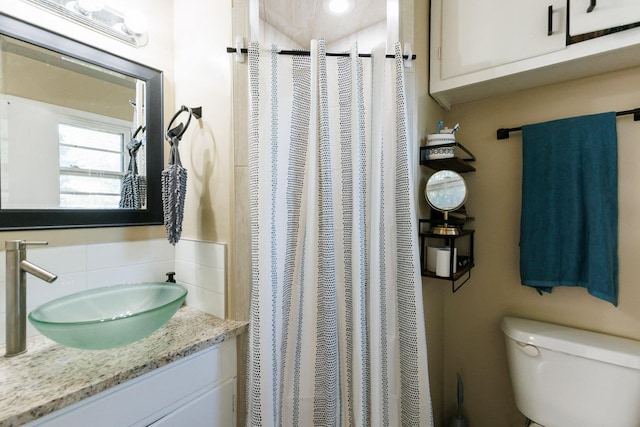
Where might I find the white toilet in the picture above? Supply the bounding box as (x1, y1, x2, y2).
(501, 316, 640, 427)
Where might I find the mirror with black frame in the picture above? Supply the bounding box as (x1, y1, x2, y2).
(0, 13, 163, 230)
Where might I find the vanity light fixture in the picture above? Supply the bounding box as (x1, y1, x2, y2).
(324, 0, 354, 15)
(69, 0, 104, 16)
(20, 0, 149, 47)
(121, 10, 148, 38)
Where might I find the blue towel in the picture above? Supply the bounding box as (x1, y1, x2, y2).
(520, 112, 618, 305)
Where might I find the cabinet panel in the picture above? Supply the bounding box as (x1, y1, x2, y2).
(570, 0, 640, 36)
(149, 378, 235, 427)
(440, 0, 566, 79)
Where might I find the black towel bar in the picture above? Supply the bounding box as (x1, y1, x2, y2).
(496, 108, 640, 140)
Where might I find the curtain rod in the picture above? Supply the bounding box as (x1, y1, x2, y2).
(226, 47, 416, 60)
(496, 108, 640, 140)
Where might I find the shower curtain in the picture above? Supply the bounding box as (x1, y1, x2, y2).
(247, 40, 433, 427)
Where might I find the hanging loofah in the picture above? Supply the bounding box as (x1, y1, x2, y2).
(120, 136, 144, 209)
(161, 136, 187, 245)
(120, 174, 142, 209)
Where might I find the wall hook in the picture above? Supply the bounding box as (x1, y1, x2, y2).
(234, 36, 246, 63)
(403, 43, 413, 68)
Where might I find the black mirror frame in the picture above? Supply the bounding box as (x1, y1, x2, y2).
(0, 13, 164, 230)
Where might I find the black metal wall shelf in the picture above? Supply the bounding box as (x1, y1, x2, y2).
(424, 208, 474, 228)
(419, 142, 476, 173)
(418, 220, 475, 292)
(418, 141, 476, 292)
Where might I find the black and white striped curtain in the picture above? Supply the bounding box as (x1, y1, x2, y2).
(247, 39, 433, 427)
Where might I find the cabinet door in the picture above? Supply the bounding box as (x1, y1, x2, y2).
(440, 0, 566, 79)
(149, 378, 235, 427)
(570, 0, 640, 36)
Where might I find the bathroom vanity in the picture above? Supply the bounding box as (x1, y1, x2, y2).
(0, 307, 246, 426)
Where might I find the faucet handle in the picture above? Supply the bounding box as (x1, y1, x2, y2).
(23, 241, 49, 247)
(5, 240, 49, 250)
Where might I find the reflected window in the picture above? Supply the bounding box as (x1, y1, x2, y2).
(58, 122, 127, 208)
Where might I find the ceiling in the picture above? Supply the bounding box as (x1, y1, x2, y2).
(259, 0, 387, 47)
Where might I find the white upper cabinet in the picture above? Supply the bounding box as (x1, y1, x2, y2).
(570, 0, 640, 36)
(441, 0, 566, 79)
(431, 0, 640, 109)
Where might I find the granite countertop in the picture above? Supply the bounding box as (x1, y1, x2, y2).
(0, 306, 247, 427)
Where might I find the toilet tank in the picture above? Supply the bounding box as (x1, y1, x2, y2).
(501, 316, 640, 427)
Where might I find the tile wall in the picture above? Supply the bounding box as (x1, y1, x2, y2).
(175, 239, 226, 319)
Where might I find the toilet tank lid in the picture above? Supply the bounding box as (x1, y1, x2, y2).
(501, 316, 640, 370)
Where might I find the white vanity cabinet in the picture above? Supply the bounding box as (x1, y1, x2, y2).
(25, 337, 237, 427)
(149, 378, 236, 426)
(430, 0, 640, 109)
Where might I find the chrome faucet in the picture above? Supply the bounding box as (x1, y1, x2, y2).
(5, 240, 58, 357)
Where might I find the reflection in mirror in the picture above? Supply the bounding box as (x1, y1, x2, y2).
(1, 33, 142, 209)
(0, 13, 163, 230)
(425, 170, 467, 235)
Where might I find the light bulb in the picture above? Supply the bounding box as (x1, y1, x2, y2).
(124, 11, 148, 35)
(76, 0, 103, 14)
(325, 0, 353, 15)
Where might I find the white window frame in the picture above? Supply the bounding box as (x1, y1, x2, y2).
(58, 116, 131, 209)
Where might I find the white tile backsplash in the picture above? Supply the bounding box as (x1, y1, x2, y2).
(0, 238, 227, 346)
(181, 283, 226, 320)
(86, 260, 176, 289)
(175, 239, 226, 319)
(175, 260, 225, 294)
(86, 239, 174, 270)
(175, 239, 225, 269)
(28, 245, 87, 275)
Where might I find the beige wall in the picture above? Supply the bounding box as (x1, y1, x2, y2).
(172, 0, 233, 247)
(433, 66, 640, 426)
(2, 51, 134, 121)
(0, 0, 175, 246)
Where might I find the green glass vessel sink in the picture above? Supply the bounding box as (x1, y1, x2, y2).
(28, 283, 187, 350)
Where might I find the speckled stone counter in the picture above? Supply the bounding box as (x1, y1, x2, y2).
(0, 307, 247, 427)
